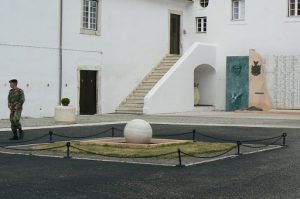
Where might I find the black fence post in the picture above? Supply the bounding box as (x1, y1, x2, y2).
(236, 141, 242, 155)
(282, 133, 287, 147)
(176, 148, 185, 167)
(112, 127, 115, 138)
(192, 129, 196, 142)
(49, 131, 53, 143)
(65, 142, 71, 159)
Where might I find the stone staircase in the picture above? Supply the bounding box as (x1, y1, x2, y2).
(115, 54, 181, 114)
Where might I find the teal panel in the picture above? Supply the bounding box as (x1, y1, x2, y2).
(226, 56, 249, 111)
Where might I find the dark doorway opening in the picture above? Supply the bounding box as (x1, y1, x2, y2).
(80, 70, 97, 115)
(170, 14, 180, 55)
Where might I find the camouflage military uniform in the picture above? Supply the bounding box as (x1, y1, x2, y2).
(8, 88, 25, 132)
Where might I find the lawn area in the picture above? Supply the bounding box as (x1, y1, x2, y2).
(32, 140, 235, 159)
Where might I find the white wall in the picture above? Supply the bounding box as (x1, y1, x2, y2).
(0, 0, 60, 119)
(101, 0, 191, 113)
(0, 0, 103, 119)
(0, 0, 191, 118)
(2, 0, 300, 118)
(144, 43, 216, 114)
(186, 0, 300, 110)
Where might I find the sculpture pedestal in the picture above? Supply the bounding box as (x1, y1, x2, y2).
(54, 106, 76, 123)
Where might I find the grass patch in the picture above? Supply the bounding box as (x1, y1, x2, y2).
(32, 141, 235, 159)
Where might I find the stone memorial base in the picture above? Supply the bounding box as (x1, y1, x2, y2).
(80, 137, 188, 148)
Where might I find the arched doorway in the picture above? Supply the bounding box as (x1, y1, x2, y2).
(194, 64, 216, 107)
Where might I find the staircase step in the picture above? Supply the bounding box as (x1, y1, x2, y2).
(142, 79, 160, 83)
(157, 64, 173, 68)
(154, 68, 170, 72)
(136, 86, 153, 90)
(161, 60, 177, 64)
(150, 72, 165, 76)
(141, 81, 157, 85)
(163, 59, 179, 63)
(115, 110, 143, 114)
(166, 54, 180, 56)
(124, 99, 144, 104)
(165, 56, 180, 59)
(147, 73, 164, 77)
(116, 54, 181, 114)
(155, 68, 171, 72)
(131, 92, 147, 97)
(146, 77, 161, 81)
(127, 95, 144, 100)
(116, 106, 143, 111)
(156, 64, 173, 68)
(134, 90, 150, 93)
(165, 55, 180, 58)
(132, 90, 148, 93)
(119, 103, 144, 108)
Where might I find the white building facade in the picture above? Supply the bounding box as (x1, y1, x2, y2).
(0, 0, 300, 119)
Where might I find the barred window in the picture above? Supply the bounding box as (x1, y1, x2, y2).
(289, 0, 300, 16)
(200, 0, 209, 8)
(196, 17, 207, 33)
(82, 0, 98, 30)
(232, 0, 245, 20)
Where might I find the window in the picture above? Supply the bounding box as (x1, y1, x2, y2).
(196, 17, 207, 33)
(289, 0, 300, 16)
(232, 0, 245, 21)
(82, 0, 100, 34)
(200, 0, 209, 8)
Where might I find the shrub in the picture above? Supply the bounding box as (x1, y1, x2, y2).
(61, 98, 70, 106)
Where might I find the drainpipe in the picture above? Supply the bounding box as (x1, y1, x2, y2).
(58, 0, 63, 105)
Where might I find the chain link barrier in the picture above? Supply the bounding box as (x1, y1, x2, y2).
(155, 131, 194, 138)
(52, 127, 113, 139)
(179, 146, 237, 159)
(69, 144, 178, 159)
(0, 127, 288, 167)
(194, 132, 238, 142)
(241, 136, 283, 149)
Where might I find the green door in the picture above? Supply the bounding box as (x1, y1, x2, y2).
(226, 56, 249, 111)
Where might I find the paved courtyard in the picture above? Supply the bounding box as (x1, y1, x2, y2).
(0, 113, 299, 198)
(1, 111, 300, 130)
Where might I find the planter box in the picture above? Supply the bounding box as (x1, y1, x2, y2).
(54, 106, 76, 123)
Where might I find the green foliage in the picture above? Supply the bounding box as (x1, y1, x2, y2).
(61, 98, 70, 106)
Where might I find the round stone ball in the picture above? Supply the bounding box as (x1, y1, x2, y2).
(124, 119, 153, 144)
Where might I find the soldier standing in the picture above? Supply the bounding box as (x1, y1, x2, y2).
(8, 79, 25, 140)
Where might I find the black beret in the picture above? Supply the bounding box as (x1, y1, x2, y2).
(9, 79, 18, 83)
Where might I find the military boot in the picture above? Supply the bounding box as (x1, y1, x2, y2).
(9, 130, 18, 140)
(18, 129, 24, 140)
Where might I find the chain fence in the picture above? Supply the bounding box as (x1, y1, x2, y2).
(0, 127, 288, 167)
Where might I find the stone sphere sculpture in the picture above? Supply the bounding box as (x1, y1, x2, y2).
(124, 119, 153, 144)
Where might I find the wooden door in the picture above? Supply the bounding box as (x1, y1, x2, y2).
(80, 70, 97, 115)
(170, 14, 180, 55)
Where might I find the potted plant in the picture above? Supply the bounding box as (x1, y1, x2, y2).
(61, 98, 70, 106)
(54, 97, 76, 123)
